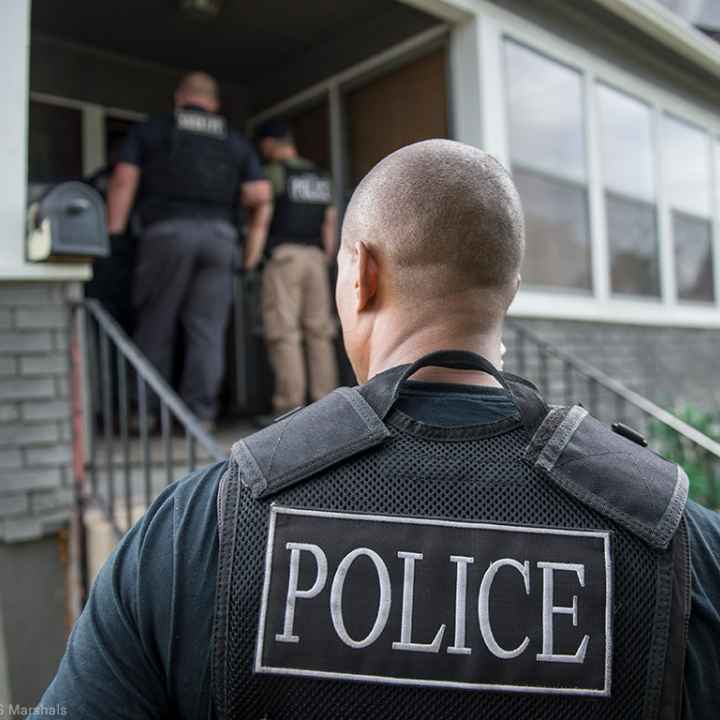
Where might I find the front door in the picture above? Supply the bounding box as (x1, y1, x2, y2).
(345, 47, 449, 191)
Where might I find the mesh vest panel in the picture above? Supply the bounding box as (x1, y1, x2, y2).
(214, 415, 661, 720)
(141, 116, 239, 209)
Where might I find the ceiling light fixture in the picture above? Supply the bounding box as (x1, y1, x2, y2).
(179, 0, 224, 19)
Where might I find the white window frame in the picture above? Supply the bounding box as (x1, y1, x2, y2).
(29, 91, 146, 179)
(474, 1, 720, 328)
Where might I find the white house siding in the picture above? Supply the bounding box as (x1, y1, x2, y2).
(440, 0, 720, 413)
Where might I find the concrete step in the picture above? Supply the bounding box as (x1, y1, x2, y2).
(84, 418, 256, 581)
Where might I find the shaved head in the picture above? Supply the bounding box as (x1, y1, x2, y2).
(342, 140, 524, 309)
(336, 139, 526, 382)
(175, 71, 220, 112)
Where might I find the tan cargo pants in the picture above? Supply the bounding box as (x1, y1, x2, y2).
(262, 243, 338, 413)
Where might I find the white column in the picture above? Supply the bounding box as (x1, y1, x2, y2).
(478, 15, 508, 166)
(0, 0, 90, 281)
(449, 14, 483, 149)
(0, 0, 31, 273)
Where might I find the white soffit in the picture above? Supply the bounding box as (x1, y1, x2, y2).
(569, 0, 720, 80)
(401, 0, 720, 80)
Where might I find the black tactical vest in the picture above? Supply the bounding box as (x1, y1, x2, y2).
(140, 109, 240, 222)
(267, 161, 331, 253)
(212, 350, 690, 720)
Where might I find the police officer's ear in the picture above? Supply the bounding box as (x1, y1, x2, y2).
(502, 272, 522, 311)
(355, 241, 379, 312)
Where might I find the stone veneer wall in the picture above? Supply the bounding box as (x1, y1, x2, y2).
(503, 318, 720, 417)
(0, 280, 80, 706)
(0, 282, 79, 541)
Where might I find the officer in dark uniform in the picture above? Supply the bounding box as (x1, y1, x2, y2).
(249, 118, 338, 418)
(35, 140, 720, 719)
(84, 133, 139, 336)
(107, 72, 271, 429)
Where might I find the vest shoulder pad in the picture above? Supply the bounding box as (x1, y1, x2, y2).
(231, 387, 390, 499)
(525, 405, 688, 550)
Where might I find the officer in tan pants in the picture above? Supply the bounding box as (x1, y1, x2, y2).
(248, 119, 338, 418)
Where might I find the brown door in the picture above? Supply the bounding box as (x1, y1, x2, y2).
(346, 48, 448, 187)
(288, 99, 331, 172)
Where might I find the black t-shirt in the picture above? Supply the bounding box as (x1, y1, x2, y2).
(119, 108, 264, 226)
(35, 383, 720, 719)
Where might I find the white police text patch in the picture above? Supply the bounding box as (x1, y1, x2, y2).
(256, 507, 613, 697)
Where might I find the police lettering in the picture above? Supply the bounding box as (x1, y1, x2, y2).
(275, 543, 590, 664)
(288, 175, 332, 204)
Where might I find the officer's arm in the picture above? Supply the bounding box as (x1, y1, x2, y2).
(241, 178, 271, 208)
(322, 206, 338, 259)
(684, 501, 720, 717)
(107, 162, 141, 234)
(242, 179, 272, 270)
(32, 488, 174, 719)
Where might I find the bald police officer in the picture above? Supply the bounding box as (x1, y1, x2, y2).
(249, 118, 338, 419)
(107, 72, 271, 429)
(36, 141, 719, 719)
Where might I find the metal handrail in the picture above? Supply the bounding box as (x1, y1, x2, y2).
(71, 296, 228, 586)
(81, 299, 225, 459)
(506, 319, 720, 460)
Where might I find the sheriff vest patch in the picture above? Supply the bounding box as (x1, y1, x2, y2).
(256, 506, 613, 697)
(175, 110, 227, 137)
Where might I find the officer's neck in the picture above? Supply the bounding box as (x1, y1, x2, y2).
(177, 100, 216, 114)
(365, 316, 504, 387)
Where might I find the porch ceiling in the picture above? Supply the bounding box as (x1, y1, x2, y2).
(30, 0, 439, 96)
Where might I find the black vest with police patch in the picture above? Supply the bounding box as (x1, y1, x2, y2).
(267, 161, 331, 252)
(212, 350, 690, 720)
(140, 109, 240, 224)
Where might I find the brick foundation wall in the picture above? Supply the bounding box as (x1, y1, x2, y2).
(503, 318, 720, 416)
(0, 281, 80, 542)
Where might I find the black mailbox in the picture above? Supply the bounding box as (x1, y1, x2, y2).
(26, 181, 109, 262)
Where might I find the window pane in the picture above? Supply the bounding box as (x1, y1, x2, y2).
(514, 168, 592, 290)
(505, 41, 586, 182)
(716, 140, 720, 215)
(606, 193, 660, 297)
(673, 211, 715, 302)
(597, 85, 654, 200)
(28, 101, 83, 183)
(663, 115, 711, 217)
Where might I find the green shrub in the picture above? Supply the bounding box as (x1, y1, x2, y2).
(648, 406, 720, 510)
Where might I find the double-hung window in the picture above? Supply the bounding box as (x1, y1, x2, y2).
(504, 39, 591, 292)
(597, 85, 660, 298)
(663, 116, 715, 303)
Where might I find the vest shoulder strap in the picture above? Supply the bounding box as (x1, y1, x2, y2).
(525, 405, 688, 550)
(231, 386, 390, 499)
